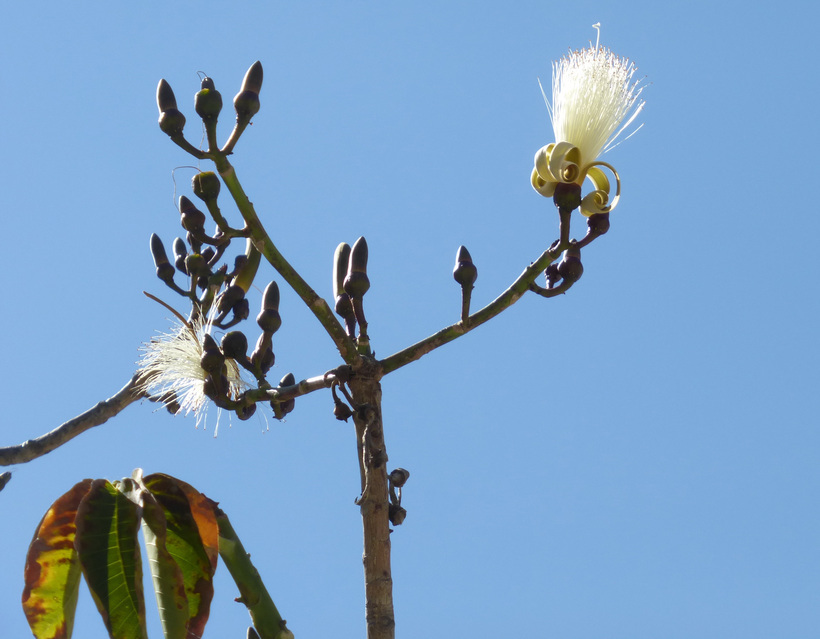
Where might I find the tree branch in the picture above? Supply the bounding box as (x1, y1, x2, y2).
(0, 374, 145, 466)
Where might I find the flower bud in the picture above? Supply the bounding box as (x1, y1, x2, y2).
(333, 243, 351, 300)
(221, 331, 248, 359)
(217, 284, 245, 315)
(271, 372, 296, 418)
(173, 238, 188, 274)
(333, 400, 354, 422)
(234, 61, 263, 122)
(156, 79, 186, 137)
(192, 171, 221, 202)
(235, 403, 256, 421)
(343, 236, 370, 298)
(185, 253, 207, 277)
(389, 468, 410, 488)
(150, 234, 175, 284)
(388, 504, 407, 526)
(256, 281, 282, 334)
(195, 76, 223, 121)
(557, 247, 583, 284)
(251, 334, 274, 374)
(179, 196, 206, 233)
(452, 245, 477, 288)
(232, 298, 250, 322)
(587, 212, 610, 237)
(200, 334, 225, 375)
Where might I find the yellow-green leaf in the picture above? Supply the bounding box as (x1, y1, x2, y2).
(22, 479, 93, 639)
(75, 479, 147, 639)
(144, 473, 219, 637)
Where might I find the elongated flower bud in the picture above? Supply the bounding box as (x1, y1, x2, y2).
(150, 234, 175, 284)
(234, 61, 263, 122)
(173, 238, 188, 273)
(156, 79, 186, 136)
(453, 245, 477, 288)
(179, 196, 206, 232)
(257, 281, 282, 334)
(343, 236, 370, 298)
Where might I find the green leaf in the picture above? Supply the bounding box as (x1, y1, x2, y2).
(22, 479, 93, 639)
(144, 473, 219, 638)
(75, 479, 147, 639)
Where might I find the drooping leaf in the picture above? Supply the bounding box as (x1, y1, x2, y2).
(144, 473, 219, 637)
(140, 489, 189, 639)
(75, 479, 147, 639)
(22, 479, 93, 639)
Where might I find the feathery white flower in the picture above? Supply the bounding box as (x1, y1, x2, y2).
(138, 313, 245, 428)
(532, 25, 646, 216)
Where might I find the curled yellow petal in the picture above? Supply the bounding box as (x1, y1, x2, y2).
(579, 161, 620, 216)
(547, 141, 582, 184)
(531, 166, 557, 197)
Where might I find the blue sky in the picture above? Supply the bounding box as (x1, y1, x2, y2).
(1, 1, 818, 638)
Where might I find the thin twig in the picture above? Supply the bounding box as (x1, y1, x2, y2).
(0, 374, 146, 466)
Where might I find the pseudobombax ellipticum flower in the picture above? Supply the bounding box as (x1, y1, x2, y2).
(531, 24, 645, 216)
(138, 310, 245, 431)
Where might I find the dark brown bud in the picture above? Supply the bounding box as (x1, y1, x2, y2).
(453, 245, 477, 287)
(232, 298, 250, 322)
(150, 234, 175, 284)
(192, 171, 221, 202)
(388, 504, 407, 526)
(200, 334, 225, 375)
(587, 212, 611, 236)
(156, 80, 186, 136)
(235, 403, 256, 421)
(251, 334, 275, 374)
(334, 400, 354, 422)
(343, 237, 370, 298)
(179, 196, 206, 232)
(173, 238, 188, 273)
(221, 331, 248, 359)
(557, 247, 583, 284)
(389, 468, 410, 488)
(195, 77, 223, 121)
(217, 284, 245, 315)
(333, 243, 351, 300)
(234, 61, 263, 122)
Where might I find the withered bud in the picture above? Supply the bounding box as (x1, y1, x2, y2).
(200, 334, 225, 375)
(156, 79, 186, 136)
(150, 234, 175, 283)
(235, 403, 256, 421)
(553, 182, 582, 213)
(334, 400, 354, 422)
(173, 238, 188, 273)
(453, 245, 477, 288)
(221, 331, 248, 359)
(389, 468, 411, 488)
(179, 196, 206, 232)
(343, 237, 370, 298)
(557, 247, 584, 284)
(388, 504, 407, 526)
(234, 61, 263, 122)
(232, 298, 250, 322)
(195, 76, 223, 121)
(271, 372, 296, 418)
(192, 171, 221, 202)
(217, 284, 245, 314)
(587, 212, 611, 237)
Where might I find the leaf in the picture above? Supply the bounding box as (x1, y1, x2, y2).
(140, 490, 189, 639)
(22, 479, 93, 639)
(75, 479, 147, 639)
(144, 473, 219, 638)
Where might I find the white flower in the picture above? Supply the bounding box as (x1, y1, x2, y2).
(532, 25, 645, 215)
(138, 313, 245, 429)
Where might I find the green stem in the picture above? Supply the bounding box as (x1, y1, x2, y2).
(213, 156, 359, 364)
(380, 243, 565, 374)
(216, 509, 292, 639)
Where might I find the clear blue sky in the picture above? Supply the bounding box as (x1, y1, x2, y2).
(1, 1, 818, 638)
